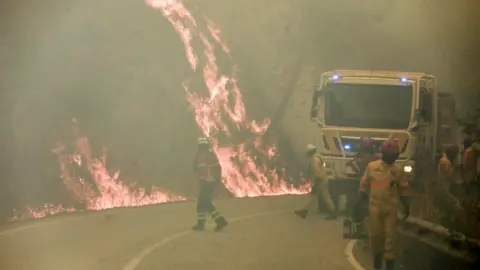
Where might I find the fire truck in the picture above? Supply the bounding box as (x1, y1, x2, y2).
(309, 70, 456, 212)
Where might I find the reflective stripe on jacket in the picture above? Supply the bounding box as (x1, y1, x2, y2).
(360, 160, 410, 210)
(194, 151, 220, 182)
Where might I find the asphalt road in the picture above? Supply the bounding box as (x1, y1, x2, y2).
(0, 195, 359, 270)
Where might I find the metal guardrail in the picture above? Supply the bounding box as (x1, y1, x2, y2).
(398, 215, 480, 264)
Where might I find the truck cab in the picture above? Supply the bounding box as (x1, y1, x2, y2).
(309, 70, 453, 180)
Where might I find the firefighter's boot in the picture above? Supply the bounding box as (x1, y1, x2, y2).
(214, 217, 228, 232)
(385, 259, 395, 270)
(212, 211, 228, 232)
(373, 253, 383, 270)
(192, 213, 206, 231)
(192, 220, 205, 231)
(294, 209, 308, 219)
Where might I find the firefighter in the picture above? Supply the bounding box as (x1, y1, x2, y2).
(438, 144, 461, 193)
(351, 137, 379, 175)
(192, 137, 228, 232)
(294, 144, 337, 220)
(345, 137, 380, 218)
(436, 144, 463, 227)
(359, 140, 410, 270)
(475, 138, 480, 182)
(462, 136, 477, 184)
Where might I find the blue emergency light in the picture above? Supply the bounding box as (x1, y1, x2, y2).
(344, 144, 352, 150)
(332, 74, 340, 80)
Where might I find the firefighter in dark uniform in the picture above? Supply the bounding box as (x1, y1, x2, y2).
(351, 137, 379, 174)
(462, 136, 477, 184)
(192, 137, 228, 231)
(347, 137, 380, 220)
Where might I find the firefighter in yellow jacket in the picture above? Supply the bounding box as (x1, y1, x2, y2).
(436, 144, 463, 227)
(359, 140, 410, 270)
(294, 144, 337, 219)
(437, 144, 461, 196)
(462, 136, 477, 184)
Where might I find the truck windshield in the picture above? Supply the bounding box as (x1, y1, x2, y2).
(324, 83, 413, 129)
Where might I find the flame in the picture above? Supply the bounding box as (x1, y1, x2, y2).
(11, 0, 309, 221)
(59, 119, 186, 210)
(147, 0, 310, 197)
(11, 120, 186, 221)
(11, 205, 76, 221)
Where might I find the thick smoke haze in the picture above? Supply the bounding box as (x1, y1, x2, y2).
(0, 0, 479, 218)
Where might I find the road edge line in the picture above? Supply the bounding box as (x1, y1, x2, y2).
(123, 208, 290, 270)
(345, 240, 366, 270)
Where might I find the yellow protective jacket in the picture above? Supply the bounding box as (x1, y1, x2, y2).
(435, 153, 460, 208)
(462, 147, 476, 183)
(360, 160, 410, 210)
(309, 154, 327, 180)
(438, 154, 454, 190)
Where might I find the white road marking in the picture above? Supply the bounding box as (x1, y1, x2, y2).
(0, 204, 165, 237)
(0, 214, 90, 237)
(0, 220, 60, 236)
(345, 240, 366, 270)
(1, 202, 367, 270)
(123, 208, 291, 270)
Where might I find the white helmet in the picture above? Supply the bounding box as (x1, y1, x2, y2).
(306, 144, 317, 152)
(197, 137, 210, 145)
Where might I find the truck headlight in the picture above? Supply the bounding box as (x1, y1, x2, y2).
(403, 165, 413, 173)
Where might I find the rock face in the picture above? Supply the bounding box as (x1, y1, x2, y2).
(0, 0, 479, 214)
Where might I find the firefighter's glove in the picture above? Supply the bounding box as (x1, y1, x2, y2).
(400, 196, 410, 220)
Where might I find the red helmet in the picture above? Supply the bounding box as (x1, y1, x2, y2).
(359, 137, 373, 148)
(380, 140, 399, 153)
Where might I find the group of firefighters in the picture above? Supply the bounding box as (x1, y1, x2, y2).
(292, 135, 478, 270)
(190, 134, 479, 269)
(433, 135, 480, 230)
(292, 138, 406, 270)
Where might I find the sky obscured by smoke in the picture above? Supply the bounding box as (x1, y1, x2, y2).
(0, 0, 479, 212)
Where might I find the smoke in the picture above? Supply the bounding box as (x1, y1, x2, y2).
(0, 0, 479, 218)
